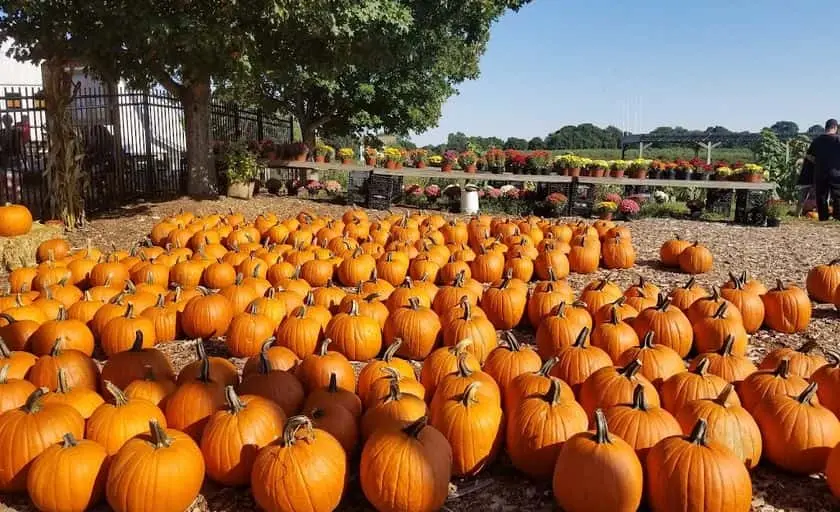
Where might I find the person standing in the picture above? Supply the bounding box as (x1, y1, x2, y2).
(805, 119, 840, 221)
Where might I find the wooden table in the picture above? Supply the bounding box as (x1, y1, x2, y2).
(266, 160, 776, 225)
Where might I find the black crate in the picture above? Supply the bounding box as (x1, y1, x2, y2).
(367, 174, 403, 210)
(734, 190, 770, 225)
(706, 189, 734, 217)
(347, 171, 370, 206)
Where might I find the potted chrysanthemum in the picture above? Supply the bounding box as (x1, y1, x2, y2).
(337, 147, 355, 165)
(459, 150, 478, 173)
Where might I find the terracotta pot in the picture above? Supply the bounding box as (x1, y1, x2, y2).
(611, 169, 625, 178)
(295, 153, 307, 162)
(598, 212, 613, 221)
(365, 158, 376, 166)
(569, 167, 581, 177)
(396, 163, 403, 169)
(415, 162, 426, 169)
(465, 164, 477, 173)
(631, 169, 646, 179)
(385, 160, 397, 170)
(441, 163, 453, 173)
(341, 158, 352, 165)
(745, 172, 762, 183)
(314, 155, 325, 163)
(590, 168, 605, 178)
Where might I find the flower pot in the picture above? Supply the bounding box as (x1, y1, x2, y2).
(569, 167, 581, 177)
(631, 169, 646, 179)
(415, 162, 426, 169)
(295, 153, 308, 162)
(647, 169, 661, 179)
(675, 169, 689, 180)
(465, 164, 477, 173)
(314, 155, 325, 163)
(744, 172, 762, 183)
(227, 181, 255, 200)
(598, 212, 613, 220)
(385, 160, 397, 170)
(365, 157, 376, 166)
(396, 163, 403, 169)
(611, 169, 625, 179)
(766, 217, 781, 227)
(590, 168, 605, 178)
(441, 163, 453, 173)
(341, 158, 352, 165)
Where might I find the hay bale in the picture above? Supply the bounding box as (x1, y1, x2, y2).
(0, 222, 65, 271)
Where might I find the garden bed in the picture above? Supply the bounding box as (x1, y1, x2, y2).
(2, 194, 839, 512)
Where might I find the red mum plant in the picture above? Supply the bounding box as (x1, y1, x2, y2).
(505, 150, 528, 171)
(619, 198, 640, 215)
(485, 148, 506, 168)
(605, 193, 623, 204)
(527, 150, 552, 169)
(547, 192, 568, 205)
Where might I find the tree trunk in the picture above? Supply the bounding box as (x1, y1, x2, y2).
(181, 80, 217, 197)
(301, 121, 317, 149)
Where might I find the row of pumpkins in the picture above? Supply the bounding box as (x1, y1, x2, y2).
(0, 206, 835, 512)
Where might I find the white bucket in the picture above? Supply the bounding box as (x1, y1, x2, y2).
(461, 189, 479, 214)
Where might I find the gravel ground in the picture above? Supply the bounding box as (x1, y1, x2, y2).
(3, 194, 840, 512)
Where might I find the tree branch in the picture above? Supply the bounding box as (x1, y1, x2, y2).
(155, 72, 183, 98)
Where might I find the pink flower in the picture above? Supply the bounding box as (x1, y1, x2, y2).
(619, 199, 640, 214)
(425, 184, 441, 198)
(405, 184, 423, 196)
(504, 187, 520, 199)
(605, 193, 622, 204)
(324, 180, 342, 193)
(305, 180, 322, 191)
(488, 188, 502, 199)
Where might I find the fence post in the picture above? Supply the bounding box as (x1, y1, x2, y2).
(233, 103, 241, 140)
(142, 90, 155, 195)
(256, 110, 264, 141)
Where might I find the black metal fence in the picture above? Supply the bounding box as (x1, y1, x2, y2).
(0, 85, 292, 218)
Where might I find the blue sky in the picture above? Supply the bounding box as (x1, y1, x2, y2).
(412, 1, 840, 145)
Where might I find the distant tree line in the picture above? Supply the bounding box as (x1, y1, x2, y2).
(419, 121, 824, 153)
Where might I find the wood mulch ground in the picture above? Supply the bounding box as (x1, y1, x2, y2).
(3, 193, 840, 512)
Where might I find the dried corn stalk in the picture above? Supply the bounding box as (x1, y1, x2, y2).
(43, 59, 87, 229)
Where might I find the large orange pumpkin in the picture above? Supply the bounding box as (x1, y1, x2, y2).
(762, 280, 812, 334)
(806, 259, 840, 303)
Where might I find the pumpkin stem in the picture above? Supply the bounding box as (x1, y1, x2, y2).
(774, 279, 785, 291)
(123, 302, 136, 319)
(141, 365, 157, 381)
(49, 338, 65, 356)
(461, 299, 474, 321)
(631, 384, 648, 411)
(363, 293, 380, 303)
(715, 383, 735, 406)
(452, 338, 473, 355)
(407, 296, 421, 311)
(460, 382, 480, 406)
(317, 338, 333, 356)
(655, 294, 671, 311)
(149, 419, 173, 449)
(194, 340, 208, 361)
(547, 266, 557, 282)
(129, 330, 145, 352)
(688, 418, 709, 446)
(0, 364, 8, 383)
(400, 276, 414, 289)
(573, 326, 590, 348)
(0, 337, 12, 358)
(384, 375, 403, 402)
(294, 305, 308, 319)
(546, 377, 564, 406)
(225, 385, 246, 413)
(554, 301, 567, 318)
(712, 302, 728, 319)
(797, 340, 819, 354)
(503, 330, 522, 352)
(608, 306, 620, 325)
(456, 352, 474, 377)
(382, 339, 402, 362)
(403, 415, 428, 438)
(348, 300, 360, 316)
(640, 331, 655, 349)
(683, 277, 696, 290)
(592, 409, 611, 444)
(620, 359, 643, 379)
(56, 305, 67, 321)
(23, 387, 48, 413)
(56, 368, 71, 393)
(104, 380, 130, 406)
(773, 358, 791, 378)
(62, 432, 79, 448)
(327, 372, 339, 393)
(797, 382, 819, 404)
(824, 349, 840, 367)
(453, 270, 466, 287)
(718, 335, 735, 356)
(198, 357, 212, 383)
(594, 278, 608, 291)
(303, 290, 316, 306)
(537, 357, 559, 376)
(693, 357, 710, 375)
